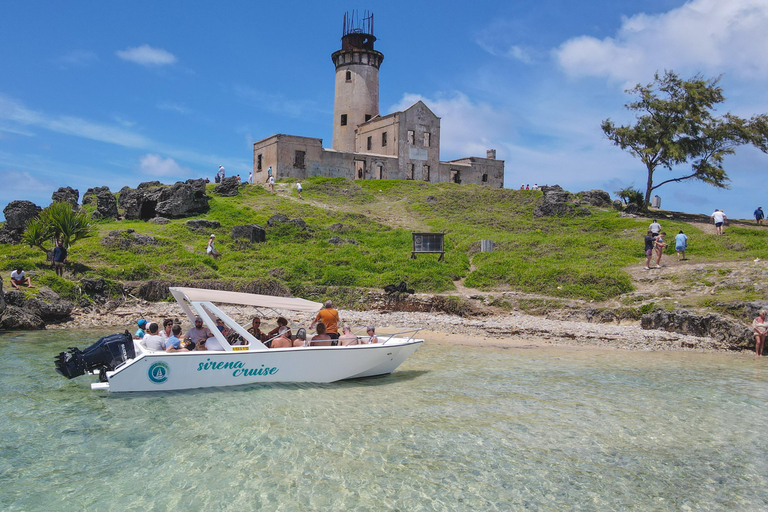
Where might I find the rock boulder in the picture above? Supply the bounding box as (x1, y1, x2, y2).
(231, 224, 266, 243)
(641, 308, 753, 349)
(578, 189, 612, 207)
(51, 186, 79, 208)
(213, 176, 242, 197)
(83, 186, 118, 219)
(0, 200, 42, 244)
(119, 180, 209, 220)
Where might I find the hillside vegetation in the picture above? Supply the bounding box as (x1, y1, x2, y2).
(2, 178, 767, 308)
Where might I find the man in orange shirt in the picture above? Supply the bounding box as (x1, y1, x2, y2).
(311, 300, 340, 342)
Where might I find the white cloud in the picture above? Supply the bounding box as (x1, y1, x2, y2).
(555, 0, 768, 83)
(138, 154, 190, 177)
(116, 44, 177, 66)
(390, 92, 511, 160)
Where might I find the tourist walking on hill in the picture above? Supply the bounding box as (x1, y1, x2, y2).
(643, 230, 656, 270)
(755, 207, 764, 225)
(753, 310, 768, 356)
(654, 232, 668, 268)
(711, 209, 726, 235)
(296, 182, 303, 199)
(206, 234, 220, 259)
(674, 230, 688, 261)
(649, 219, 661, 236)
(267, 175, 275, 192)
(248, 171, 253, 184)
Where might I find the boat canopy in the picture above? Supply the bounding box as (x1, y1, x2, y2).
(169, 287, 323, 312)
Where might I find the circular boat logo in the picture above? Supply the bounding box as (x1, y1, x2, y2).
(148, 361, 170, 384)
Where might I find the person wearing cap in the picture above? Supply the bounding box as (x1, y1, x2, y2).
(134, 319, 147, 339)
(185, 316, 213, 350)
(310, 300, 340, 342)
(206, 234, 220, 259)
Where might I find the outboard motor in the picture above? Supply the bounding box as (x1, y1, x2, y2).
(55, 330, 135, 381)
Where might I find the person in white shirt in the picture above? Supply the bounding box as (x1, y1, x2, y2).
(296, 182, 303, 199)
(141, 323, 166, 351)
(10, 268, 32, 289)
(649, 220, 661, 236)
(710, 209, 727, 235)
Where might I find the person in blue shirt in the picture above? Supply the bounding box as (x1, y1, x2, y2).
(52, 240, 67, 277)
(134, 319, 147, 339)
(755, 207, 764, 225)
(165, 325, 188, 352)
(675, 230, 689, 261)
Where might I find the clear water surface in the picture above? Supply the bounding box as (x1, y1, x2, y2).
(1, 329, 767, 511)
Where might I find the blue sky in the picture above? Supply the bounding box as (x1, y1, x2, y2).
(2, 0, 767, 221)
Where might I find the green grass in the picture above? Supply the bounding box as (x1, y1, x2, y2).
(4, 178, 768, 302)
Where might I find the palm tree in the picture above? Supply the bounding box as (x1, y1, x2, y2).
(21, 201, 94, 256)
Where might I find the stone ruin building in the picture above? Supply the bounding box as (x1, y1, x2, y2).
(253, 12, 505, 187)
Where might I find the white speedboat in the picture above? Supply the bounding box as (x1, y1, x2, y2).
(55, 287, 424, 392)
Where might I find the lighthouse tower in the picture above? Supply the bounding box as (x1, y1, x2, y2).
(331, 11, 384, 152)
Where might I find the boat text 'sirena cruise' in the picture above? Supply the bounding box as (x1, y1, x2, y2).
(54, 287, 423, 392)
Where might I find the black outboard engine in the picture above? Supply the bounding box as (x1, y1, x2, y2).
(55, 330, 135, 382)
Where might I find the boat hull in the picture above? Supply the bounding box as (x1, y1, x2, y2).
(96, 339, 423, 392)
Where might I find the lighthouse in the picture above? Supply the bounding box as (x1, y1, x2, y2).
(331, 11, 384, 152)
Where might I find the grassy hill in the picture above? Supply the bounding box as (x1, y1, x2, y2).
(2, 178, 767, 310)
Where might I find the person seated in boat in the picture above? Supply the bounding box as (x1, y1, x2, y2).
(338, 325, 359, 346)
(293, 328, 308, 347)
(160, 318, 174, 342)
(310, 322, 333, 346)
(270, 326, 294, 348)
(185, 316, 213, 350)
(247, 316, 268, 343)
(267, 317, 292, 339)
(141, 322, 166, 351)
(165, 325, 188, 353)
(201, 333, 225, 351)
(134, 319, 147, 339)
(215, 317, 232, 337)
(364, 326, 379, 344)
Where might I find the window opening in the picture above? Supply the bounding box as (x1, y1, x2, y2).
(367, 136, 372, 151)
(407, 130, 415, 145)
(345, 70, 352, 81)
(381, 132, 387, 147)
(257, 154, 262, 171)
(294, 150, 305, 169)
(424, 132, 430, 147)
(365, 114, 372, 122)
(340, 114, 347, 126)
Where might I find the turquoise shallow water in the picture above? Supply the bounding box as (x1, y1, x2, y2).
(2, 330, 768, 511)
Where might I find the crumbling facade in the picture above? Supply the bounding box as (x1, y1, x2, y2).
(253, 12, 504, 187)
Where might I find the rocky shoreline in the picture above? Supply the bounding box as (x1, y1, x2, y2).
(45, 297, 735, 353)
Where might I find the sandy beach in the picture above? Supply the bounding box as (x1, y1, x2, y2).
(48, 299, 731, 353)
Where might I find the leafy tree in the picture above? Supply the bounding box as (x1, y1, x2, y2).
(614, 187, 644, 208)
(602, 71, 768, 207)
(21, 201, 94, 257)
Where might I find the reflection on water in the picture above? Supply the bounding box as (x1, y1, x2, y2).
(2, 330, 768, 511)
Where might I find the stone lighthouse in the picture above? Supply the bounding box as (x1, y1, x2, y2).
(331, 11, 384, 152)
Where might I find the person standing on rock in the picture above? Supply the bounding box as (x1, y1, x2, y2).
(643, 230, 656, 270)
(753, 310, 768, 356)
(755, 207, 764, 225)
(675, 230, 688, 261)
(711, 209, 726, 235)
